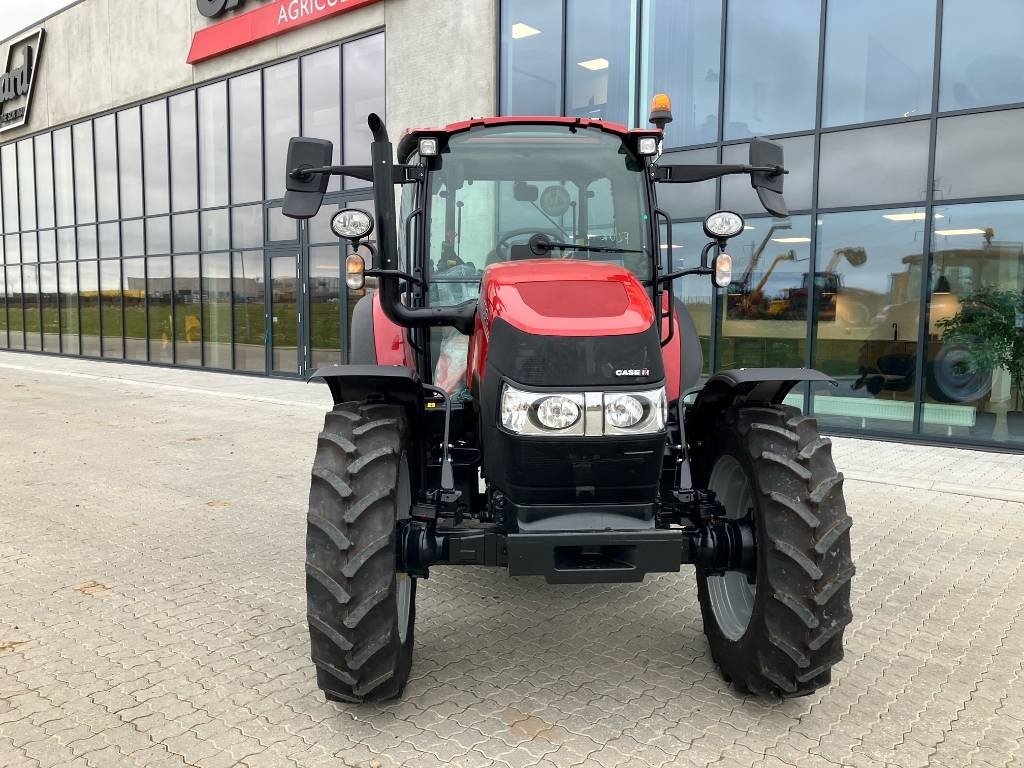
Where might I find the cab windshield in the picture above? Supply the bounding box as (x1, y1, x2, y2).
(417, 125, 652, 307)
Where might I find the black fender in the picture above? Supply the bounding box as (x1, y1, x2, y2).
(348, 292, 377, 365)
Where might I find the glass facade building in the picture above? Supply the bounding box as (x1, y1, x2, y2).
(0, 30, 385, 378)
(501, 0, 1024, 448)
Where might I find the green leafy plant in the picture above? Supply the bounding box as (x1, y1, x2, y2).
(936, 286, 1024, 409)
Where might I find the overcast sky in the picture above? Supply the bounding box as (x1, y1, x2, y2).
(1, 0, 77, 42)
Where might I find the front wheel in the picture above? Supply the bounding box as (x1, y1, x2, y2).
(696, 405, 854, 697)
(305, 401, 416, 703)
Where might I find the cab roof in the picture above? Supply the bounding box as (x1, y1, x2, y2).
(396, 116, 661, 163)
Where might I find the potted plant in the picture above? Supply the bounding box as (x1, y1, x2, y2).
(936, 286, 1024, 440)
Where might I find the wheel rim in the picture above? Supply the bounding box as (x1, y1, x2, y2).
(396, 457, 412, 645)
(706, 454, 756, 642)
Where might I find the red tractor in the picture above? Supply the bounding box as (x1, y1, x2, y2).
(283, 96, 854, 703)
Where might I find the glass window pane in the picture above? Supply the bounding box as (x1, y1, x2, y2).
(342, 34, 385, 190)
(34, 135, 55, 229)
(500, 0, 563, 115)
(229, 73, 263, 203)
(655, 147, 717, 220)
(40, 262, 58, 352)
(22, 264, 40, 351)
(822, 0, 935, 127)
(147, 256, 173, 364)
(17, 140, 36, 231)
(6, 265, 24, 350)
(810, 209, 925, 433)
(667, 220, 713, 373)
(99, 222, 120, 258)
(309, 200, 343, 244)
(718, 215, 812, 373)
(923, 201, 1024, 444)
(100, 259, 122, 358)
(77, 225, 97, 260)
(202, 208, 230, 251)
(173, 212, 199, 253)
(94, 115, 119, 221)
(57, 227, 76, 261)
(117, 108, 144, 219)
(264, 62, 299, 200)
(199, 82, 229, 208)
(122, 258, 146, 361)
(2, 144, 18, 233)
(58, 261, 78, 354)
(173, 253, 201, 366)
(146, 216, 171, 254)
(5, 234, 20, 264)
(143, 100, 170, 215)
(170, 92, 198, 212)
(53, 128, 75, 227)
(122, 219, 145, 257)
(302, 47, 341, 192)
(21, 232, 37, 263)
(79, 260, 100, 356)
(641, 0, 721, 147)
(232, 251, 265, 372)
(934, 109, 1024, 200)
(818, 122, 930, 208)
(231, 204, 264, 249)
(202, 253, 232, 368)
(268, 206, 296, 242)
(38, 230, 56, 262)
(73, 122, 96, 224)
(566, 0, 636, 126)
(724, 0, 819, 139)
(0, 266, 8, 349)
(310, 244, 342, 368)
(722, 136, 814, 214)
(940, 0, 1024, 111)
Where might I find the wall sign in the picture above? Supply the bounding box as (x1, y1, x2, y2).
(0, 27, 44, 133)
(197, 0, 250, 17)
(187, 0, 382, 64)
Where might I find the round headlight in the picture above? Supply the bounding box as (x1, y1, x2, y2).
(534, 396, 581, 430)
(605, 395, 645, 429)
(331, 208, 374, 240)
(703, 210, 744, 240)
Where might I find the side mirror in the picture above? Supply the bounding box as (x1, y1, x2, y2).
(749, 137, 788, 218)
(283, 137, 333, 219)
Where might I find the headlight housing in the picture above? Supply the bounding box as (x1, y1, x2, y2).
(499, 384, 666, 436)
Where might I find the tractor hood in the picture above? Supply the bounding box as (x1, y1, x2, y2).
(479, 260, 655, 338)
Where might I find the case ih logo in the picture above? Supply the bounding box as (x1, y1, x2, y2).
(0, 28, 43, 134)
(615, 368, 650, 377)
(189, 0, 381, 63)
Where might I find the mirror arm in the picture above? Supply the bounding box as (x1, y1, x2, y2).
(287, 164, 423, 184)
(657, 241, 721, 285)
(651, 164, 788, 184)
(363, 268, 425, 288)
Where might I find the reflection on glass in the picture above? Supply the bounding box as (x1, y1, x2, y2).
(310, 245, 342, 368)
(174, 254, 201, 366)
(74, 123, 98, 223)
(230, 73, 263, 204)
(95, 115, 119, 221)
(233, 251, 265, 372)
(122, 219, 145, 258)
(655, 148, 716, 220)
(724, 0, 819, 138)
(4, 234, 19, 264)
(199, 83, 229, 208)
(203, 253, 231, 369)
(302, 47, 341, 192)
(818, 122, 930, 208)
(143, 100, 170, 215)
(38, 230, 56, 262)
(57, 228, 76, 262)
(40, 263, 58, 352)
(640, 0, 720, 147)
(0, 267, 8, 348)
(343, 34, 385, 189)
(147, 256, 173, 364)
(718, 216, 811, 374)
(34, 134, 55, 229)
(500, 0, 563, 115)
(270, 254, 299, 373)
(99, 223, 120, 259)
(147, 217, 171, 255)
(231, 204, 264, 249)
(122, 258, 147, 361)
(21, 232, 37, 263)
(267, 207, 297, 242)
(79, 260, 101, 356)
(667, 220, 712, 373)
(722, 136, 814, 214)
(53, 128, 75, 227)
(17, 140, 36, 231)
(264, 62, 299, 200)
(822, 0, 934, 127)
(6, 265, 24, 349)
(22, 264, 41, 351)
(810, 209, 924, 433)
(940, 0, 1024, 110)
(566, 0, 636, 126)
(170, 92, 199, 212)
(1, 144, 18, 233)
(100, 259, 123, 359)
(117, 108, 144, 219)
(77, 226, 97, 260)
(172, 213, 200, 254)
(202, 209, 230, 251)
(934, 110, 1024, 201)
(923, 201, 1024, 443)
(58, 262, 78, 355)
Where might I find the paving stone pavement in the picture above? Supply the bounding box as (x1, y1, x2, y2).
(1, 351, 1023, 768)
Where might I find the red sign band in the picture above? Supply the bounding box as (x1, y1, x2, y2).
(187, 0, 383, 64)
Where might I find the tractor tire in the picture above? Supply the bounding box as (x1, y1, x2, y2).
(696, 405, 854, 698)
(305, 401, 416, 703)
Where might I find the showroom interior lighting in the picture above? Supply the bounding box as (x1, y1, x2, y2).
(771, 236, 811, 243)
(511, 22, 541, 39)
(882, 212, 945, 221)
(577, 57, 609, 70)
(934, 228, 987, 236)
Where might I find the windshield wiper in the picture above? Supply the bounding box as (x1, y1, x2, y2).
(528, 233, 643, 256)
